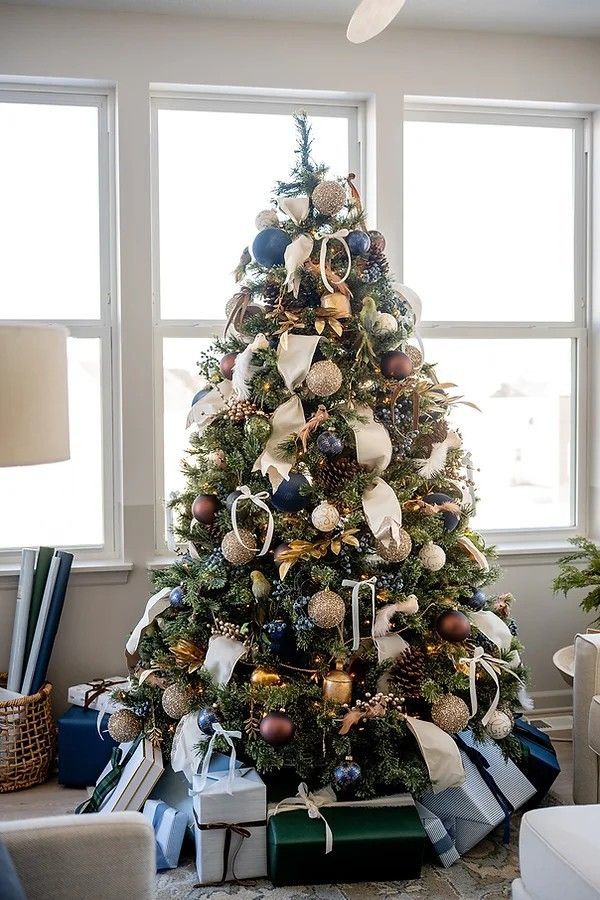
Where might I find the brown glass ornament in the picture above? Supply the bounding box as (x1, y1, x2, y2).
(259, 711, 296, 746)
(380, 350, 414, 381)
(219, 351, 238, 380)
(191, 493, 220, 525)
(323, 660, 353, 705)
(436, 609, 471, 643)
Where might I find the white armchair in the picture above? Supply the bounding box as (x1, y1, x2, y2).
(573, 632, 600, 804)
(0, 812, 156, 900)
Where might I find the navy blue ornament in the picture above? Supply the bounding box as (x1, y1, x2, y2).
(264, 619, 295, 660)
(346, 230, 371, 257)
(271, 472, 311, 512)
(316, 431, 343, 458)
(252, 227, 291, 268)
(334, 756, 362, 789)
(197, 707, 219, 735)
(226, 490, 242, 513)
(465, 589, 486, 611)
(191, 387, 211, 407)
(424, 492, 460, 532)
(169, 585, 186, 609)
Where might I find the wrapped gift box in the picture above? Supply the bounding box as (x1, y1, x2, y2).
(513, 718, 560, 808)
(78, 737, 164, 814)
(58, 705, 117, 787)
(143, 799, 188, 870)
(67, 675, 129, 716)
(414, 800, 460, 868)
(417, 732, 536, 863)
(192, 767, 267, 884)
(267, 793, 425, 886)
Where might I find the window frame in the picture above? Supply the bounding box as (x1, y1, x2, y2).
(403, 102, 590, 548)
(150, 92, 365, 553)
(0, 83, 122, 563)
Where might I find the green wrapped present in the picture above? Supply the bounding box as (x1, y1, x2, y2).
(267, 784, 426, 885)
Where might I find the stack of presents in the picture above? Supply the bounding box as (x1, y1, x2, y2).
(59, 676, 560, 884)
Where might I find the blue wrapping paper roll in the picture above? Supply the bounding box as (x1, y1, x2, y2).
(58, 705, 117, 787)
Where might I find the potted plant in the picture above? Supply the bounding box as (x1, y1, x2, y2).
(554, 537, 600, 622)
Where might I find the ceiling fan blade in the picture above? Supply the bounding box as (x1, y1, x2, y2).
(346, 0, 407, 43)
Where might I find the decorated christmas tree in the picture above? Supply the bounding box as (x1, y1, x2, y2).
(111, 114, 527, 799)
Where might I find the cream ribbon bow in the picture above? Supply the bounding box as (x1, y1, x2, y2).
(273, 783, 335, 853)
(458, 646, 524, 727)
(317, 228, 352, 293)
(342, 576, 378, 651)
(230, 485, 274, 556)
(193, 722, 242, 795)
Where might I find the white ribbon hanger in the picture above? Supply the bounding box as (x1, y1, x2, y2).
(317, 228, 352, 293)
(230, 485, 274, 556)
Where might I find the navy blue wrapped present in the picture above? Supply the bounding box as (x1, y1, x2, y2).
(513, 718, 560, 807)
(58, 705, 117, 787)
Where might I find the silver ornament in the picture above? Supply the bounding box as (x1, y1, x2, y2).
(311, 501, 340, 533)
(305, 360, 343, 397)
(419, 542, 446, 571)
(221, 529, 257, 565)
(312, 180, 346, 216)
(405, 345, 424, 369)
(255, 209, 279, 230)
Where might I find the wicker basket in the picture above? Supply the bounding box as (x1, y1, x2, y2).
(0, 675, 56, 792)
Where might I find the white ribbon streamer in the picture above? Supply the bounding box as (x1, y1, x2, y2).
(284, 234, 314, 298)
(202, 634, 247, 686)
(469, 610, 521, 669)
(231, 333, 269, 400)
(403, 715, 465, 793)
(456, 535, 490, 572)
(231, 485, 274, 556)
(277, 333, 321, 391)
(395, 282, 424, 356)
(125, 587, 171, 670)
(458, 646, 524, 727)
(186, 381, 233, 430)
(278, 195, 309, 225)
(193, 722, 242, 795)
(171, 712, 207, 783)
(342, 576, 377, 651)
(345, 406, 392, 473)
(317, 228, 352, 293)
(361, 477, 403, 547)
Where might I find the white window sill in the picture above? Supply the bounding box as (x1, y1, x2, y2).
(0, 560, 133, 588)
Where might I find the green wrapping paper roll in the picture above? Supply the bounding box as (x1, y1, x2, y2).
(267, 805, 426, 886)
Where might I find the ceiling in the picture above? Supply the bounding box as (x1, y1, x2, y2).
(3, 0, 600, 38)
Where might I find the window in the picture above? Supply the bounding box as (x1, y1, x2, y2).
(0, 88, 119, 558)
(403, 104, 588, 542)
(152, 95, 362, 548)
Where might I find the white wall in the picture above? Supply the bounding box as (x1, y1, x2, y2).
(0, 3, 598, 714)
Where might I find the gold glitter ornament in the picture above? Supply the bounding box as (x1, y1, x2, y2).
(161, 684, 194, 720)
(305, 360, 343, 397)
(107, 709, 143, 743)
(375, 530, 412, 562)
(312, 180, 346, 216)
(221, 529, 257, 565)
(405, 345, 424, 369)
(311, 501, 340, 533)
(255, 209, 279, 230)
(431, 694, 470, 734)
(419, 542, 446, 571)
(308, 589, 345, 628)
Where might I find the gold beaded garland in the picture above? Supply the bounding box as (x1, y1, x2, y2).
(305, 360, 343, 397)
(161, 684, 193, 720)
(107, 709, 143, 742)
(312, 180, 346, 216)
(375, 530, 412, 562)
(221, 529, 257, 565)
(431, 694, 470, 734)
(308, 589, 346, 628)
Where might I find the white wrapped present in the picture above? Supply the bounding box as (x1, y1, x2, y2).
(191, 767, 267, 884)
(67, 675, 129, 715)
(417, 732, 536, 861)
(143, 799, 188, 870)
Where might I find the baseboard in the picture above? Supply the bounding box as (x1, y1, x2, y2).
(528, 688, 572, 719)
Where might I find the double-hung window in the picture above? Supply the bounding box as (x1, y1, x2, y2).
(151, 94, 363, 549)
(0, 87, 119, 560)
(403, 103, 588, 545)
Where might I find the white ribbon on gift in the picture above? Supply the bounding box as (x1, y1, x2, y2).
(342, 576, 377, 652)
(186, 381, 233, 430)
(231, 333, 269, 400)
(317, 228, 352, 293)
(469, 610, 521, 669)
(284, 234, 314, 298)
(171, 712, 207, 783)
(231, 485, 274, 556)
(253, 334, 320, 489)
(344, 406, 392, 473)
(193, 722, 242, 795)
(458, 646, 524, 727)
(273, 783, 335, 853)
(202, 634, 248, 686)
(125, 587, 172, 670)
(361, 477, 403, 547)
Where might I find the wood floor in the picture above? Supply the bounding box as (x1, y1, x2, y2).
(0, 735, 574, 821)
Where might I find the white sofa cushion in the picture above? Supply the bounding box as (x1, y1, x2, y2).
(519, 806, 600, 900)
(589, 695, 600, 756)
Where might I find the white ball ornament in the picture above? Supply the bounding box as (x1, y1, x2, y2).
(373, 312, 398, 335)
(485, 710, 513, 740)
(311, 501, 340, 533)
(255, 209, 279, 230)
(419, 542, 446, 571)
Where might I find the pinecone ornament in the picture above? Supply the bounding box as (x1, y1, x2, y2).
(417, 420, 449, 456)
(391, 646, 426, 698)
(316, 455, 362, 493)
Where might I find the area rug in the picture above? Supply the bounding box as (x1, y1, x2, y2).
(156, 800, 557, 900)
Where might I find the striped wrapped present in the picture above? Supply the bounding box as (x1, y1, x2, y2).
(414, 800, 460, 868)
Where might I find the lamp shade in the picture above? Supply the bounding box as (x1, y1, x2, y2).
(0, 324, 70, 467)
